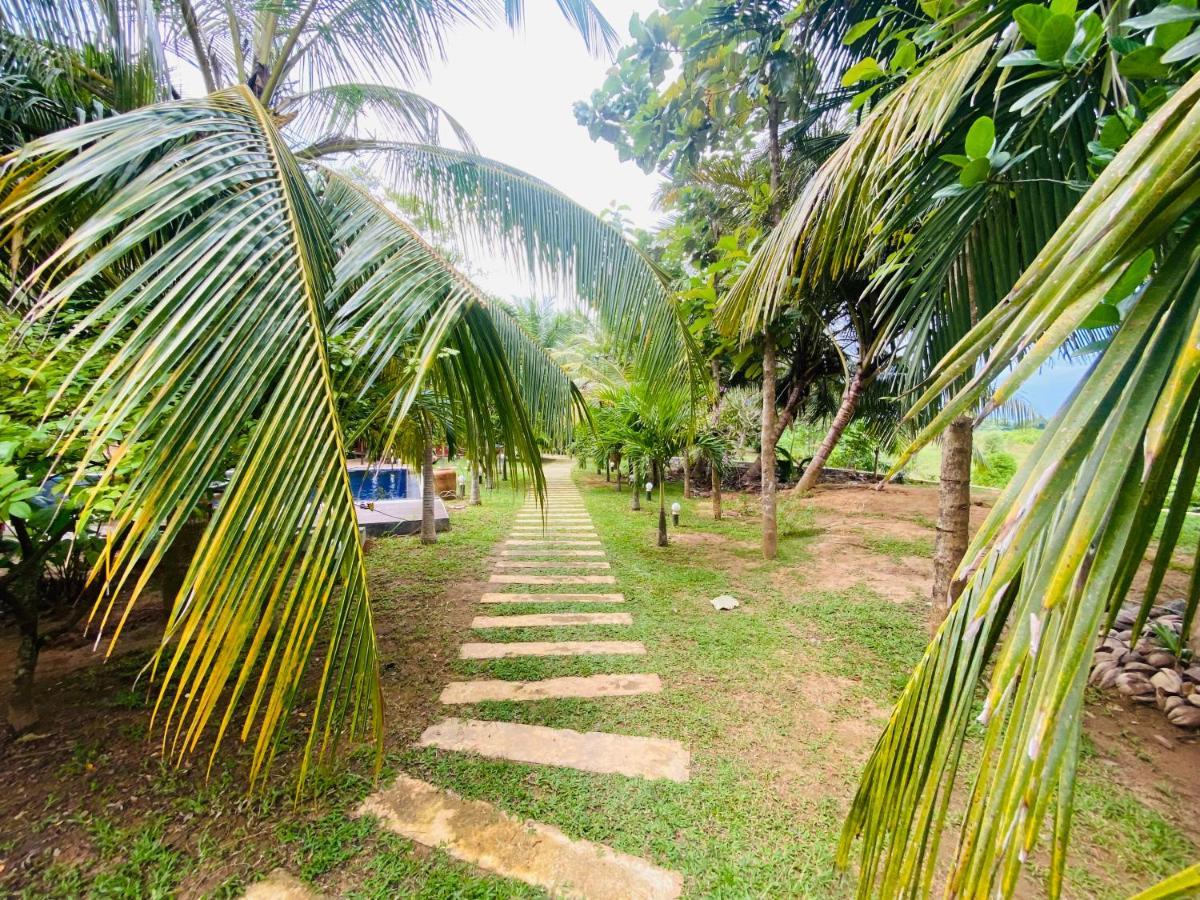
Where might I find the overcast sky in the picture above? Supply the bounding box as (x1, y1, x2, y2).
(405, 0, 664, 297)
(412, 0, 663, 228)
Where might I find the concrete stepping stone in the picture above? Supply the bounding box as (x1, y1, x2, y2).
(501, 549, 605, 557)
(358, 775, 682, 900)
(440, 673, 661, 704)
(480, 592, 624, 604)
(418, 719, 690, 782)
(494, 560, 610, 570)
(459, 640, 644, 658)
(510, 529, 597, 536)
(471, 612, 632, 628)
(505, 539, 601, 546)
(490, 574, 616, 585)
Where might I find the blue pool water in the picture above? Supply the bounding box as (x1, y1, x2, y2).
(348, 466, 410, 501)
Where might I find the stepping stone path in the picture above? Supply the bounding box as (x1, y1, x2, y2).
(359, 460, 687, 899)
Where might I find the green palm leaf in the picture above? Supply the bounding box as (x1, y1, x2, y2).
(840, 70, 1200, 897)
(0, 86, 381, 787)
(280, 82, 477, 153)
(716, 36, 995, 341)
(333, 141, 690, 385)
(320, 169, 582, 473)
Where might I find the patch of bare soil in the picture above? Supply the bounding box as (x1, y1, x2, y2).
(772, 672, 890, 811)
(781, 483, 976, 602)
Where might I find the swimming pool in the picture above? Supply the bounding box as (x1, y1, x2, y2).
(348, 466, 411, 501)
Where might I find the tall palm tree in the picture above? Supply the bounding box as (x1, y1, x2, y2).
(0, 0, 682, 786)
(718, 0, 1200, 894)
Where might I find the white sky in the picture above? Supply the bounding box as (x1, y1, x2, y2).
(407, 0, 665, 297)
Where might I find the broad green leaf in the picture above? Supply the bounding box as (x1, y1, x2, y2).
(1037, 14, 1075, 61)
(891, 40, 918, 71)
(965, 116, 996, 159)
(1119, 45, 1172, 78)
(842, 57, 886, 87)
(1068, 11, 1105, 62)
(959, 156, 991, 186)
(1050, 0, 1077, 14)
(1105, 249, 1156, 303)
(844, 17, 880, 45)
(1077, 302, 1119, 328)
(1014, 4, 1052, 43)
(1098, 114, 1131, 149)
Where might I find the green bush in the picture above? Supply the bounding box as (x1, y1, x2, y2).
(972, 446, 1017, 487)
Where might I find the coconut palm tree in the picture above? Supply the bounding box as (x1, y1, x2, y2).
(718, 0, 1200, 894)
(0, 0, 682, 786)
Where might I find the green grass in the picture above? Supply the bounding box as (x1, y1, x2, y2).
(862, 533, 934, 560)
(397, 467, 1194, 898)
(11, 466, 1193, 898)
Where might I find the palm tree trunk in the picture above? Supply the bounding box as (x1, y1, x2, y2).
(657, 471, 668, 547)
(631, 461, 641, 511)
(711, 358, 723, 521)
(605, 458, 611, 481)
(420, 429, 437, 545)
(615, 454, 623, 491)
(682, 450, 691, 498)
(469, 460, 481, 506)
(761, 332, 778, 560)
(4, 572, 40, 735)
(931, 417, 972, 628)
(794, 366, 867, 494)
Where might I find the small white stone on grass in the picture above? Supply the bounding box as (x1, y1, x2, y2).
(711, 595, 739, 611)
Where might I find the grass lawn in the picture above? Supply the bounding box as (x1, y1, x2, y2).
(2, 467, 1195, 897)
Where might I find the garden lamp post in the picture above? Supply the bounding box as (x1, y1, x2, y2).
(671, 502, 681, 526)
(645, 481, 653, 501)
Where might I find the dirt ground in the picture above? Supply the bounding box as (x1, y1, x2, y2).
(795, 483, 1200, 852)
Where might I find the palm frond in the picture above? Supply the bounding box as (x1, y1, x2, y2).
(716, 20, 1000, 340)
(503, 0, 616, 57)
(0, 0, 173, 105)
(319, 169, 581, 472)
(0, 86, 381, 788)
(841, 70, 1200, 897)
(330, 141, 691, 385)
(279, 82, 477, 152)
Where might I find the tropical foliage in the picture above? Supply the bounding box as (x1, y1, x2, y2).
(701, 0, 1200, 895)
(0, 0, 680, 786)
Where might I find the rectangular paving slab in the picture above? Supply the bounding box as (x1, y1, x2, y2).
(501, 549, 606, 557)
(479, 592, 625, 604)
(358, 775, 681, 900)
(505, 539, 601, 546)
(440, 673, 661, 704)
(471, 612, 632, 628)
(490, 575, 616, 585)
(459, 640, 645, 658)
(417, 719, 690, 782)
(494, 560, 610, 569)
